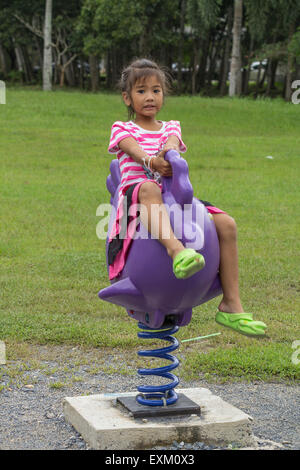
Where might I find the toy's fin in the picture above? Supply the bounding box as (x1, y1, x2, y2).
(98, 277, 145, 311)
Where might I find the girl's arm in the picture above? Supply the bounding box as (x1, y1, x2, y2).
(157, 135, 180, 159)
(119, 136, 173, 177)
(119, 136, 148, 164)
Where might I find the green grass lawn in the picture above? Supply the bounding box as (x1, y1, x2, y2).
(0, 87, 300, 383)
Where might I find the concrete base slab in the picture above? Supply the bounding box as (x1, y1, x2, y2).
(64, 388, 255, 450)
(0, 341, 6, 365)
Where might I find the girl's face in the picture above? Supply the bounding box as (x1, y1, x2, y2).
(123, 74, 164, 120)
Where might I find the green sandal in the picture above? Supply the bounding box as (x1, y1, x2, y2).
(173, 248, 205, 280)
(215, 311, 267, 337)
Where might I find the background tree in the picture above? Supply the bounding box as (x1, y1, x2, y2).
(217, 0, 233, 96)
(229, 0, 243, 96)
(289, 25, 300, 75)
(0, 0, 84, 87)
(186, 0, 222, 94)
(0, 0, 45, 82)
(43, 0, 52, 91)
(244, 0, 300, 99)
(76, 0, 103, 92)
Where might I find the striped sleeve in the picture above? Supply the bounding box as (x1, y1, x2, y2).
(108, 121, 132, 154)
(165, 120, 187, 153)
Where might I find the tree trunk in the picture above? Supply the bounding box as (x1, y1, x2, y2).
(22, 45, 34, 82)
(63, 52, 76, 87)
(52, 48, 58, 84)
(59, 66, 65, 87)
(0, 44, 11, 77)
(13, 39, 24, 73)
(177, 0, 186, 94)
(265, 60, 271, 96)
(285, 21, 295, 101)
(105, 51, 111, 89)
(265, 59, 278, 96)
(89, 54, 99, 92)
(79, 57, 84, 89)
(191, 37, 200, 94)
(254, 61, 262, 97)
(198, 37, 209, 91)
(270, 59, 278, 89)
(207, 25, 224, 89)
(206, 34, 215, 87)
(34, 36, 43, 70)
(43, 0, 53, 91)
(259, 63, 267, 88)
(242, 35, 253, 95)
(59, 54, 77, 87)
(111, 47, 117, 88)
(229, 0, 243, 97)
(219, 5, 233, 96)
(139, 23, 151, 58)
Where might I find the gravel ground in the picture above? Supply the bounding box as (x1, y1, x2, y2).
(0, 344, 299, 451)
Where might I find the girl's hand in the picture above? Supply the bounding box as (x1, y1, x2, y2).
(152, 153, 173, 177)
(152, 136, 181, 177)
(157, 142, 180, 160)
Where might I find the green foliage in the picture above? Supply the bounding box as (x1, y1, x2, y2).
(289, 27, 300, 63)
(77, 0, 182, 56)
(76, 0, 103, 55)
(187, 0, 222, 34)
(244, 0, 300, 70)
(244, 0, 270, 42)
(93, 0, 142, 45)
(7, 69, 23, 82)
(0, 5, 35, 47)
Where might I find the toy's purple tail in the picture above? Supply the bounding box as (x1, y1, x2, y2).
(106, 159, 120, 204)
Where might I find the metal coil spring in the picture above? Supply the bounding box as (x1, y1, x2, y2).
(136, 321, 180, 407)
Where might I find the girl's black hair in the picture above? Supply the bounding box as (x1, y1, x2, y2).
(118, 58, 171, 120)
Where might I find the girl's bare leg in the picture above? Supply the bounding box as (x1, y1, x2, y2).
(213, 213, 244, 314)
(138, 182, 184, 259)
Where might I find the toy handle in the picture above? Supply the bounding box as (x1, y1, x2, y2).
(162, 150, 193, 207)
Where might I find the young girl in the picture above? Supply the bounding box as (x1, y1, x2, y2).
(107, 58, 267, 337)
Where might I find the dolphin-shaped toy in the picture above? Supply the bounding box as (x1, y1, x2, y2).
(98, 150, 222, 329)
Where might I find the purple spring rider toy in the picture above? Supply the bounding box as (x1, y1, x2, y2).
(99, 150, 222, 415)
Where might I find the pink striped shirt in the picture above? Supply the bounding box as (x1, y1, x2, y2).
(108, 120, 187, 198)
